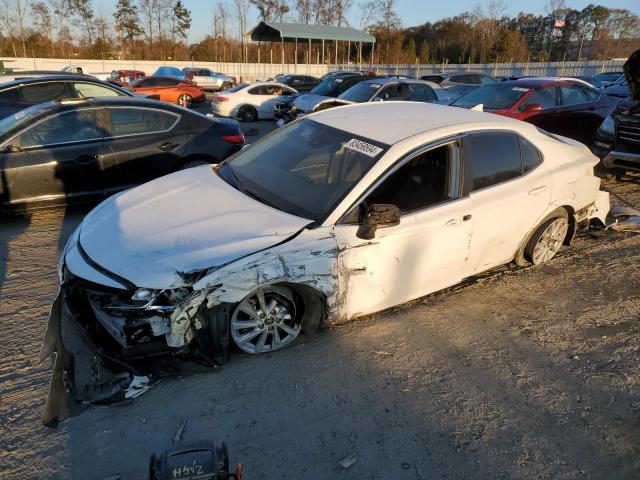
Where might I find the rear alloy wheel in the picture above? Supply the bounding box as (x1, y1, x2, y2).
(230, 286, 301, 354)
(177, 93, 193, 108)
(238, 105, 258, 122)
(525, 216, 569, 265)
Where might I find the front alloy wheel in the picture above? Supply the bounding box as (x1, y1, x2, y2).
(528, 217, 569, 265)
(230, 286, 300, 354)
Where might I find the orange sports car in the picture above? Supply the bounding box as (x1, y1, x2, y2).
(130, 76, 205, 107)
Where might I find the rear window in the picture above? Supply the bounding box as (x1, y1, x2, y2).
(338, 82, 380, 102)
(453, 85, 529, 110)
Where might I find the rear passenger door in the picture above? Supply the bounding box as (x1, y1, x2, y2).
(463, 131, 550, 275)
(555, 85, 602, 145)
(103, 107, 185, 186)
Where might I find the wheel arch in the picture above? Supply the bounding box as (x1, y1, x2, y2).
(513, 206, 574, 266)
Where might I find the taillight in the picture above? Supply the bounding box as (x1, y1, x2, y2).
(222, 132, 245, 144)
(215, 96, 229, 102)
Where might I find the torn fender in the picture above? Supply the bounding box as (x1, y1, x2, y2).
(164, 228, 341, 347)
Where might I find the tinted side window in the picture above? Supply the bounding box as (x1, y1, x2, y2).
(156, 78, 178, 87)
(74, 82, 124, 97)
(365, 143, 452, 214)
(520, 87, 556, 111)
(20, 82, 69, 103)
(560, 86, 590, 106)
(0, 88, 21, 102)
(107, 108, 179, 136)
(464, 132, 521, 191)
(139, 78, 157, 87)
(248, 86, 266, 95)
(520, 137, 542, 173)
(17, 110, 101, 147)
(378, 84, 404, 101)
(408, 84, 436, 102)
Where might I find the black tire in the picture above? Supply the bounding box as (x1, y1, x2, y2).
(177, 93, 193, 108)
(237, 105, 258, 122)
(514, 208, 570, 267)
(523, 209, 570, 265)
(181, 160, 211, 170)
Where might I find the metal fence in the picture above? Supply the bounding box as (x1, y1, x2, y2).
(1, 57, 627, 81)
(363, 60, 626, 78)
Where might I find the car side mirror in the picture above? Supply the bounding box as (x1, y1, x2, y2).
(524, 103, 543, 113)
(356, 204, 401, 240)
(373, 96, 384, 102)
(6, 144, 22, 153)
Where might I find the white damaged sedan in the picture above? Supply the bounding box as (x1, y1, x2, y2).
(49, 102, 605, 357)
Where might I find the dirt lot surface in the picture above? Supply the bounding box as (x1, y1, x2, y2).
(2, 173, 640, 479)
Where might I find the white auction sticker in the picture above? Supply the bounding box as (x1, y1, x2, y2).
(343, 138, 383, 157)
(512, 87, 530, 92)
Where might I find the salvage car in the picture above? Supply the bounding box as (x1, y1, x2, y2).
(0, 97, 244, 209)
(212, 82, 298, 121)
(47, 102, 603, 365)
(274, 73, 382, 122)
(451, 78, 618, 148)
(0, 75, 136, 120)
(107, 69, 146, 87)
(279, 78, 448, 124)
(182, 68, 235, 91)
(130, 76, 205, 107)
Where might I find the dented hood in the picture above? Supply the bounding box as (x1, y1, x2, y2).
(79, 166, 311, 289)
(292, 94, 332, 113)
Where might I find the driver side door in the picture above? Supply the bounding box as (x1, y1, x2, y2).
(332, 139, 474, 318)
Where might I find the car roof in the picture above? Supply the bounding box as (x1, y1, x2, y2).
(39, 96, 186, 114)
(309, 102, 524, 144)
(513, 77, 598, 89)
(0, 75, 110, 88)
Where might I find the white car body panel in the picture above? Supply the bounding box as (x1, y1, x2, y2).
(212, 82, 297, 120)
(66, 102, 603, 348)
(78, 166, 311, 289)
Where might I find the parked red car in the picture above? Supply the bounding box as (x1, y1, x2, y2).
(130, 76, 205, 107)
(451, 78, 619, 147)
(107, 69, 146, 87)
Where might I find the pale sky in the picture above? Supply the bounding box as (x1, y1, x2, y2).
(89, 0, 640, 43)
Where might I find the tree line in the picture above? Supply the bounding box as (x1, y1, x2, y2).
(0, 0, 638, 64)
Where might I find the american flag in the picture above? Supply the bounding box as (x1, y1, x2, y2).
(554, 19, 566, 28)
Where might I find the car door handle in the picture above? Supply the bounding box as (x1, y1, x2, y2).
(73, 154, 99, 164)
(445, 218, 461, 226)
(529, 186, 547, 196)
(159, 142, 180, 151)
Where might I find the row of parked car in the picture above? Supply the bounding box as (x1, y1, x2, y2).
(0, 61, 637, 213)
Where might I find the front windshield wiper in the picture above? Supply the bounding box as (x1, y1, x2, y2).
(241, 187, 280, 210)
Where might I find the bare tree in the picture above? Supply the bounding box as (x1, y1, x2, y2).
(232, 0, 249, 61)
(0, 0, 18, 57)
(139, 0, 157, 52)
(48, 0, 71, 55)
(31, 1, 55, 51)
(295, 0, 312, 24)
(15, 0, 30, 57)
(379, 0, 401, 29)
(154, 0, 173, 59)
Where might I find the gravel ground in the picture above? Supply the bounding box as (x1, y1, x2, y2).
(2, 166, 640, 479)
